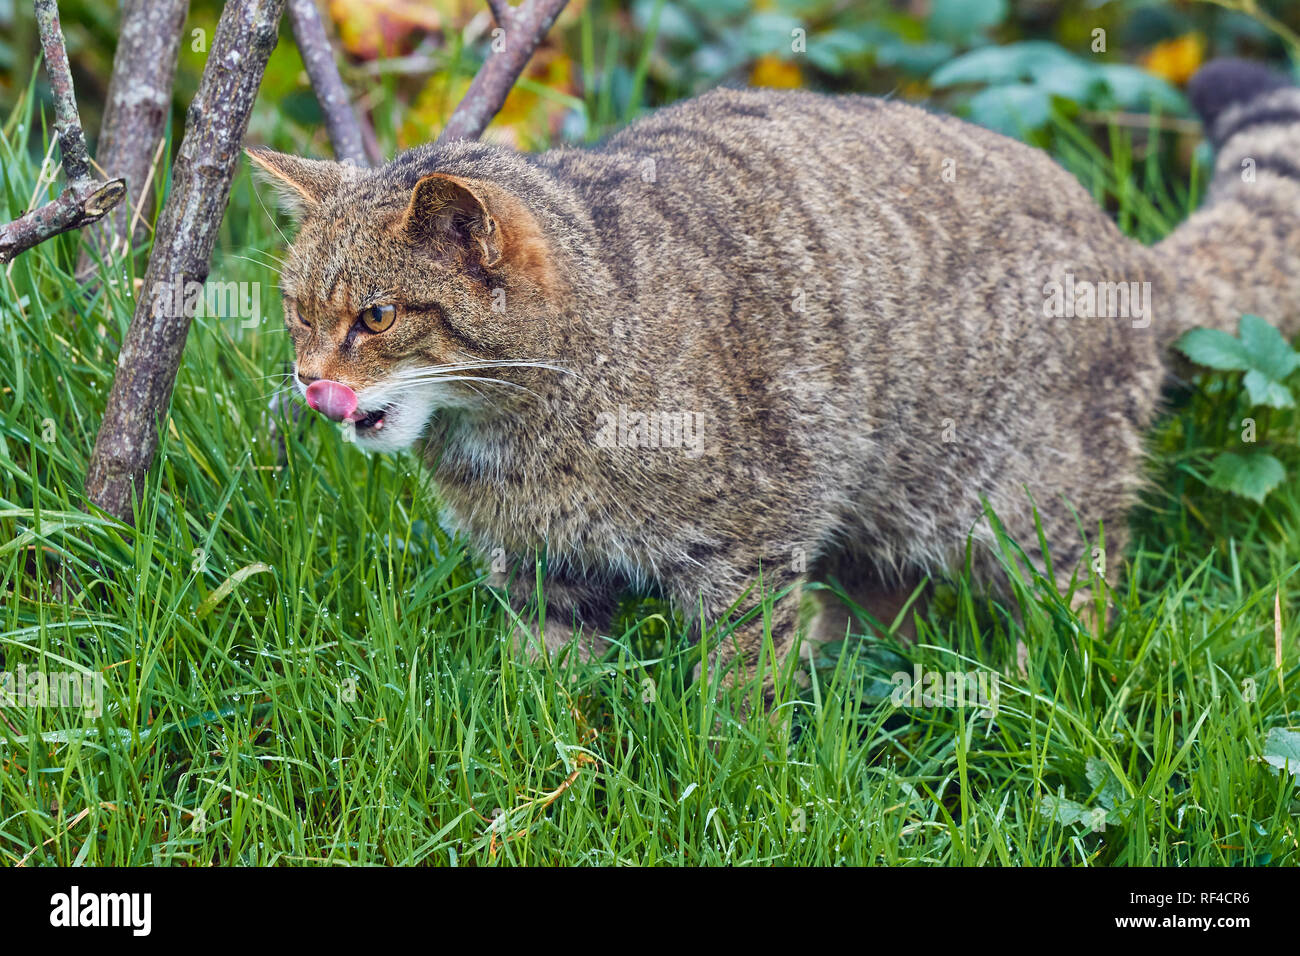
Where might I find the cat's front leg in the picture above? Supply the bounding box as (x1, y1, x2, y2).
(681, 563, 807, 704)
(492, 554, 619, 663)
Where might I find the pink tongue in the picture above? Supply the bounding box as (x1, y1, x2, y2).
(305, 380, 359, 422)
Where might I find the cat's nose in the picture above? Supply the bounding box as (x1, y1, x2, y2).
(304, 379, 358, 422)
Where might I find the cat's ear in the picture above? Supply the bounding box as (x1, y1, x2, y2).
(245, 147, 351, 217)
(402, 174, 506, 267)
(402, 173, 559, 294)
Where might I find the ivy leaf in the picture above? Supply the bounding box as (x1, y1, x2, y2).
(1039, 788, 1107, 831)
(1085, 756, 1127, 812)
(1175, 327, 1253, 371)
(1243, 369, 1295, 409)
(1239, 314, 1300, 382)
(1261, 728, 1300, 783)
(1207, 451, 1286, 503)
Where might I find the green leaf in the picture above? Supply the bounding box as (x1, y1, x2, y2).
(1207, 452, 1286, 504)
(1092, 64, 1189, 114)
(1039, 788, 1107, 831)
(1175, 328, 1253, 371)
(1239, 314, 1300, 382)
(1261, 728, 1300, 783)
(966, 83, 1054, 135)
(742, 13, 804, 57)
(1243, 369, 1295, 409)
(1035, 60, 1104, 101)
(874, 39, 954, 75)
(805, 32, 872, 75)
(1085, 756, 1127, 812)
(931, 41, 1079, 88)
(928, 0, 1007, 44)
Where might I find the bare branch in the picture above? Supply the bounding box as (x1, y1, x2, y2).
(287, 0, 369, 166)
(436, 0, 569, 145)
(0, 1, 126, 264)
(85, 0, 287, 522)
(486, 0, 513, 28)
(34, 0, 91, 183)
(0, 177, 125, 265)
(80, 0, 189, 267)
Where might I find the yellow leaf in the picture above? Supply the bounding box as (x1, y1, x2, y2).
(750, 55, 802, 90)
(329, 0, 445, 59)
(1141, 33, 1205, 86)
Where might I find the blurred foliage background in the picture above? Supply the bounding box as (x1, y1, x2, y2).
(2, 0, 1299, 165)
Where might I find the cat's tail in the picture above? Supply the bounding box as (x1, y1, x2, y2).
(1155, 59, 1300, 345)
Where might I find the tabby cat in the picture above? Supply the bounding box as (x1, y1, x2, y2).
(248, 59, 1300, 696)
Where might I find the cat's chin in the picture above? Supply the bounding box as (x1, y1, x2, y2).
(349, 398, 435, 454)
(337, 381, 440, 454)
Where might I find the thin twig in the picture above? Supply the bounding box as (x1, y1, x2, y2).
(286, 0, 368, 166)
(437, 0, 569, 145)
(34, 0, 90, 183)
(1077, 110, 1203, 136)
(15, 802, 117, 867)
(0, 0, 125, 264)
(78, 0, 188, 273)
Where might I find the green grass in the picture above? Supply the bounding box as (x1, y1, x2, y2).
(2, 84, 1299, 866)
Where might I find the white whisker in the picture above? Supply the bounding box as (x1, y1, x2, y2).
(381, 375, 540, 398)
(251, 184, 290, 247)
(389, 359, 574, 381)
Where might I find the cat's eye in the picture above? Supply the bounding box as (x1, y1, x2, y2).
(361, 304, 396, 333)
(287, 299, 309, 328)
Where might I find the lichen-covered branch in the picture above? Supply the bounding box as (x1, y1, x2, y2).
(436, 0, 569, 145)
(0, 177, 125, 264)
(34, 0, 91, 183)
(85, 0, 287, 522)
(81, 0, 189, 265)
(0, 0, 126, 264)
(287, 0, 368, 166)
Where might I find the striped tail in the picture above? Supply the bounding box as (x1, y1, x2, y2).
(1156, 59, 1300, 343)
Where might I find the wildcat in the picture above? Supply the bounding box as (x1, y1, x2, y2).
(248, 59, 1300, 696)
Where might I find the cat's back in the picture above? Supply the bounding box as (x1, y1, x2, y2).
(535, 86, 1139, 337)
(546, 86, 1111, 244)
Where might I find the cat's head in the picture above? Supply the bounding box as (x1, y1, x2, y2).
(247, 147, 564, 453)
